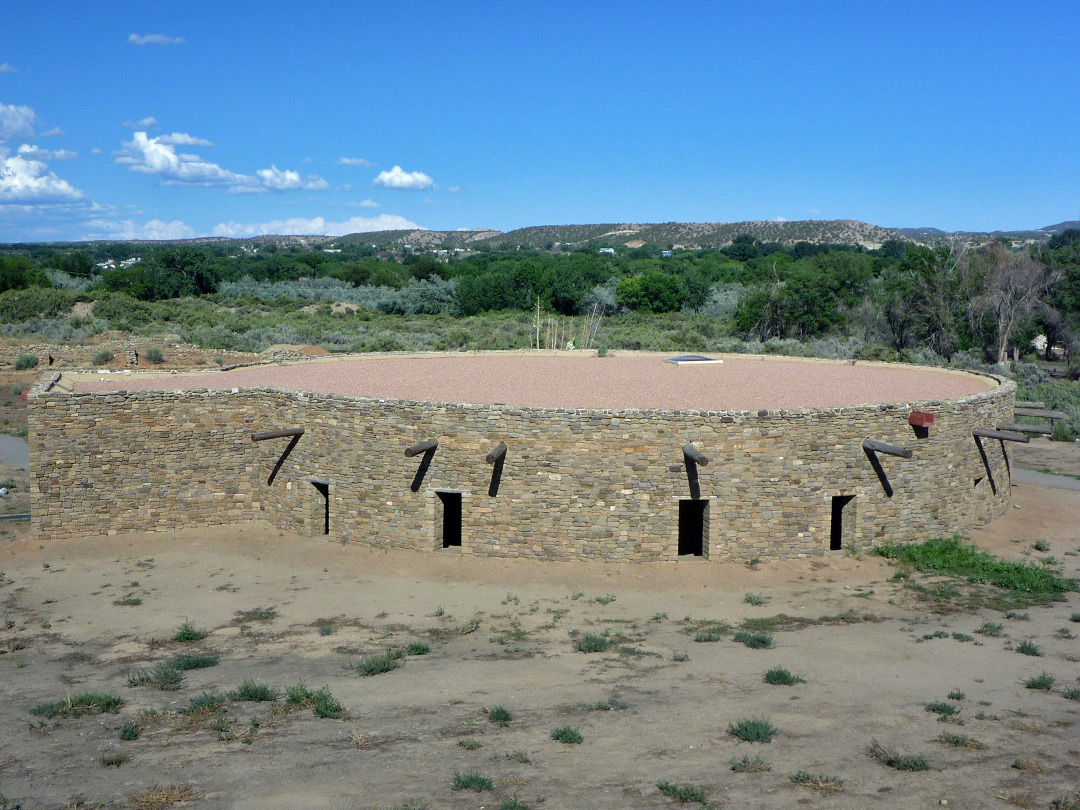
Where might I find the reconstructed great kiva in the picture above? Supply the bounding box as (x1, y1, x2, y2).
(29, 352, 1016, 561)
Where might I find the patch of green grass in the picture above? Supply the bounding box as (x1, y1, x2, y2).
(505, 749, 531, 763)
(946, 690, 965, 701)
(1006, 611, 1030, 620)
(743, 592, 769, 606)
(127, 662, 185, 690)
(101, 752, 129, 767)
(763, 667, 805, 685)
(120, 720, 141, 741)
(1033, 539, 1051, 552)
(318, 624, 334, 636)
(233, 606, 278, 623)
(727, 717, 777, 743)
(693, 626, 724, 643)
(733, 630, 773, 649)
(789, 770, 844, 793)
(1016, 640, 1043, 656)
(656, 781, 709, 803)
(867, 740, 931, 771)
(355, 648, 404, 676)
(1025, 672, 1055, 690)
(937, 732, 983, 749)
(171, 652, 220, 670)
(585, 694, 627, 711)
(952, 632, 974, 642)
(550, 725, 583, 744)
(499, 798, 532, 810)
(651, 612, 668, 622)
(30, 692, 123, 718)
(487, 705, 512, 726)
(457, 738, 482, 750)
(591, 594, 617, 605)
(925, 701, 959, 719)
(874, 535, 1077, 599)
(228, 679, 279, 702)
(730, 754, 771, 772)
(180, 692, 225, 715)
(1070, 612, 1080, 623)
(451, 770, 493, 792)
(285, 683, 345, 718)
(173, 621, 207, 643)
(1063, 687, 1080, 701)
(406, 642, 430, 656)
(976, 622, 1005, 637)
(574, 633, 612, 653)
(113, 597, 142, 607)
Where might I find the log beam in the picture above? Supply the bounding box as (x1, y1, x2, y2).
(251, 428, 305, 442)
(861, 439, 912, 459)
(997, 422, 1052, 435)
(973, 428, 1029, 443)
(404, 438, 439, 458)
(682, 444, 709, 466)
(485, 441, 508, 464)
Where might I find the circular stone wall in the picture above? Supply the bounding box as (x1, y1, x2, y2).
(34, 352, 1013, 561)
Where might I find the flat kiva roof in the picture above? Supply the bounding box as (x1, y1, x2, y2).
(65, 352, 996, 412)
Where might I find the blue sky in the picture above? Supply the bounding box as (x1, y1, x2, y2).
(1, 1, 1077, 242)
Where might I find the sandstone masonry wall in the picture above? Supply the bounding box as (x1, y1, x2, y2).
(29, 371, 1015, 561)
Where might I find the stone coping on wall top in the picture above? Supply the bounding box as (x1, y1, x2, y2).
(32, 367, 1012, 423)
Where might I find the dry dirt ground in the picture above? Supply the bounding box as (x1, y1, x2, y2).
(0, 483, 1078, 810)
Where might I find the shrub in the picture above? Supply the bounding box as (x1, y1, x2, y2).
(228, 679, 279, 702)
(1025, 672, 1055, 690)
(173, 621, 207, 642)
(355, 648, 404, 676)
(30, 692, 123, 718)
(451, 770, 493, 791)
(693, 626, 724, 643)
(171, 652, 219, 670)
(925, 701, 959, 718)
(976, 622, 1004, 637)
(730, 755, 771, 772)
(734, 630, 773, 649)
(727, 717, 777, 743)
(764, 667, 805, 685)
(744, 592, 769, 606)
(1016, 640, 1042, 656)
(285, 683, 345, 718)
(120, 720, 141, 740)
(574, 633, 611, 653)
(550, 725, 583, 744)
(14, 354, 38, 370)
(91, 348, 115, 366)
(867, 740, 931, 771)
(144, 347, 165, 364)
(789, 770, 844, 793)
(127, 662, 185, 690)
(937, 732, 983, 748)
(180, 693, 225, 715)
(656, 781, 709, 803)
(405, 642, 429, 656)
(488, 705, 512, 726)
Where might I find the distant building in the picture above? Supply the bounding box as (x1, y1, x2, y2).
(599, 247, 615, 255)
(661, 250, 672, 258)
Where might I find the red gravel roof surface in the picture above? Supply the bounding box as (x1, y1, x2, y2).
(68, 352, 996, 411)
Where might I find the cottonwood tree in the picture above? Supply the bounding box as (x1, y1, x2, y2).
(978, 242, 1062, 365)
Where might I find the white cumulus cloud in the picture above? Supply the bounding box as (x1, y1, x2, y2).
(338, 156, 373, 167)
(40, 127, 64, 137)
(115, 131, 249, 187)
(0, 103, 38, 141)
(372, 165, 433, 190)
(0, 146, 84, 203)
(128, 33, 184, 45)
(157, 132, 213, 147)
(254, 165, 328, 192)
(18, 144, 76, 161)
(0, 63, 17, 75)
(87, 218, 195, 240)
(124, 117, 159, 129)
(212, 213, 420, 238)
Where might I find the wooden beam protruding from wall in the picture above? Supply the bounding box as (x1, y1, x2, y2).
(973, 428, 1029, 443)
(486, 441, 508, 464)
(682, 444, 709, 466)
(251, 428, 305, 442)
(997, 422, 1052, 435)
(861, 439, 912, 459)
(404, 438, 439, 458)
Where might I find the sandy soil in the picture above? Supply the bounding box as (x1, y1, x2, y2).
(1, 482, 1078, 810)
(68, 352, 996, 411)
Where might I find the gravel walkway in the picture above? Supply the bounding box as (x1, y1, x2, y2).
(69, 352, 996, 411)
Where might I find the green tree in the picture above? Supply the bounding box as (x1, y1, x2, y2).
(616, 272, 687, 313)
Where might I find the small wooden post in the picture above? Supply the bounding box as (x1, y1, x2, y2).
(404, 438, 439, 457)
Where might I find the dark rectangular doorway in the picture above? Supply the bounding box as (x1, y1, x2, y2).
(830, 495, 855, 551)
(437, 491, 462, 548)
(679, 499, 708, 556)
(311, 481, 330, 535)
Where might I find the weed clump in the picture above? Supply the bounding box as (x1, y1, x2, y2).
(355, 648, 404, 676)
(173, 621, 207, 643)
(730, 755, 771, 772)
(937, 732, 983, 748)
(867, 739, 931, 771)
(656, 781, 709, 803)
(451, 770, 493, 791)
(1016, 640, 1042, 656)
(30, 692, 123, 718)
(285, 683, 345, 718)
(1025, 672, 1055, 690)
(488, 705, 512, 726)
(693, 626, 724, 643)
(727, 717, 777, 743)
(228, 679, 279, 702)
(574, 633, 612, 653)
(550, 725, 583, 744)
(925, 701, 959, 719)
(734, 630, 773, 649)
(764, 667, 805, 685)
(789, 770, 844, 793)
(120, 720, 141, 741)
(976, 622, 1005, 636)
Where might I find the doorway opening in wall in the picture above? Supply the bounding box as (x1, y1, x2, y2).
(436, 491, 462, 548)
(311, 481, 330, 535)
(830, 495, 856, 551)
(678, 499, 708, 557)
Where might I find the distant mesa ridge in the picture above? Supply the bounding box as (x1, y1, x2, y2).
(12, 218, 1078, 249)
